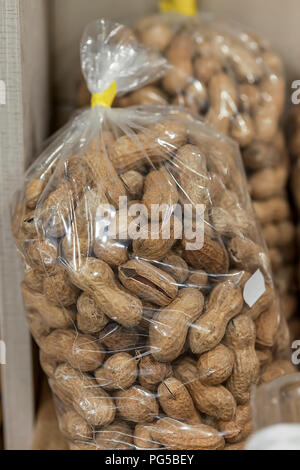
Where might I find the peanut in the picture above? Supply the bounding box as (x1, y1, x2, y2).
(118, 259, 178, 307)
(184, 82, 208, 113)
(24, 267, 44, 293)
(242, 141, 281, 171)
(230, 113, 255, 148)
(187, 271, 208, 288)
(59, 155, 92, 192)
(256, 348, 273, 369)
(183, 235, 229, 275)
(228, 236, 269, 273)
(138, 354, 172, 391)
(95, 353, 138, 390)
(61, 233, 91, 265)
(117, 86, 168, 108)
(225, 314, 260, 405)
(99, 323, 140, 353)
(93, 239, 128, 267)
(84, 147, 126, 207)
(255, 303, 280, 348)
(242, 284, 274, 320)
(64, 257, 143, 328)
(273, 312, 291, 357)
(167, 32, 195, 62)
(175, 357, 236, 422)
(43, 269, 80, 307)
(132, 218, 178, 261)
(40, 329, 105, 372)
(137, 18, 172, 52)
(208, 73, 238, 124)
(111, 121, 186, 173)
(150, 288, 204, 362)
(121, 170, 144, 199)
(27, 311, 49, 346)
(95, 420, 133, 450)
(40, 182, 77, 238)
(115, 386, 158, 423)
(26, 239, 57, 274)
(239, 84, 261, 114)
(77, 292, 109, 334)
(253, 198, 290, 225)
(134, 424, 161, 449)
(189, 281, 243, 355)
(270, 247, 285, 271)
(40, 351, 57, 379)
(60, 410, 93, 441)
(160, 253, 189, 284)
(158, 377, 201, 424)
(54, 363, 115, 426)
(254, 102, 280, 143)
(72, 187, 109, 237)
(162, 59, 193, 95)
(194, 57, 222, 84)
(13, 207, 38, 242)
(214, 35, 263, 83)
(260, 359, 297, 384)
(262, 221, 296, 248)
(25, 178, 48, 210)
(151, 418, 225, 450)
(248, 166, 287, 200)
(21, 282, 75, 330)
(211, 202, 254, 239)
(218, 404, 252, 444)
(175, 144, 209, 206)
(197, 344, 235, 386)
(142, 168, 178, 215)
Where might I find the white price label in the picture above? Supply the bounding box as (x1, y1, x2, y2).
(243, 269, 266, 308)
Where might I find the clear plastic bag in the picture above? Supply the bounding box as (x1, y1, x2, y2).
(118, 10, 297, 342)
(12, 19, 287, 451)
(75, 11, 297, 325)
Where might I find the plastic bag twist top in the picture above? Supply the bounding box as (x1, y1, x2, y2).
(81, 19, 168, 99)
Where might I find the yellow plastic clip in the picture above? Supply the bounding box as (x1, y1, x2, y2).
(159, 0, 197, 16)
(91, 80, 118, 108)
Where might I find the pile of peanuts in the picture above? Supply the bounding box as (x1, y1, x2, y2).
(114, 15, 297, 325)
(12, 109, 296, 450)
(78, 16, 298, 326)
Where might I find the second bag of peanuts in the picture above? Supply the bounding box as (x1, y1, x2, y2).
(11, 19, 293, 451)
(77, 3, 296, 324)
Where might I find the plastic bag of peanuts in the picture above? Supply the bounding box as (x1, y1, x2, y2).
(77, 4, 298, 324)
(112, 2, 298, 333)
(11, 19, 294, 451)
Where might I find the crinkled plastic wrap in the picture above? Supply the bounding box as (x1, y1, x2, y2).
(12, 19, 288, 451)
